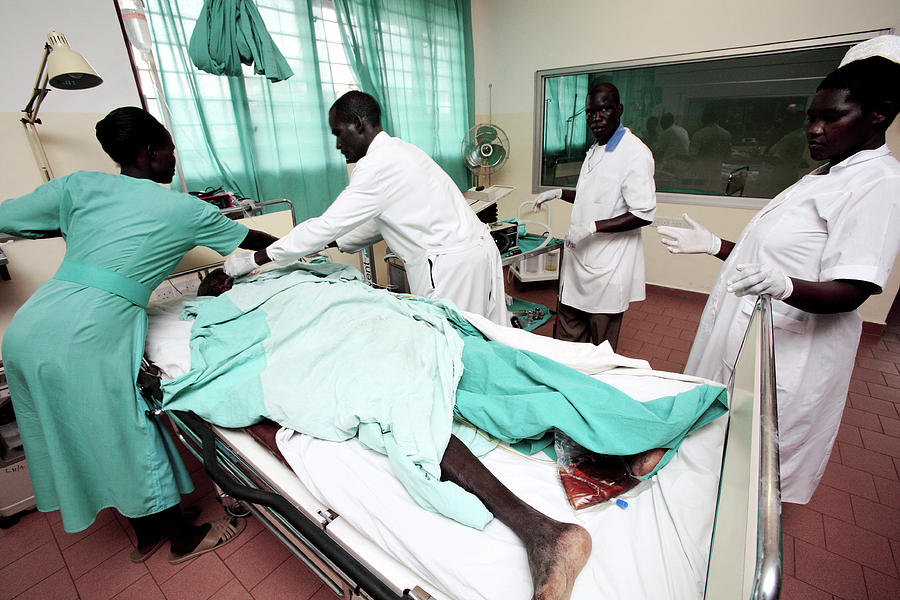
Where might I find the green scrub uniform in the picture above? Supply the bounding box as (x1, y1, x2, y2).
(0, 171, 248, 532)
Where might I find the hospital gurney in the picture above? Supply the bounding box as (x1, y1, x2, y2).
(140, 266, 781, 599)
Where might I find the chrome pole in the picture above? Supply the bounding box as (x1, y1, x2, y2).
(752, 295, 783, 599)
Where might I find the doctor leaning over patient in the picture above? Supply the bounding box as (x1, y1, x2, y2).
(532, 82, 656, 351)
(658, 46, 900, 504)
(0, 107, 279, 563)
(224, 90, 510, 326)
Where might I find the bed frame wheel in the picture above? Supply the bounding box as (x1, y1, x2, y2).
(215, 487, 252, 518)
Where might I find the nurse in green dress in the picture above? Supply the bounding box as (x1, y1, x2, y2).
(0, 107, 277, 563)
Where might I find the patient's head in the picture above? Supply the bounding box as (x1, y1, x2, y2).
(197, 268, 234, 297)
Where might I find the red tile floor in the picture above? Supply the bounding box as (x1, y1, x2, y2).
(1, 276, 898, 599)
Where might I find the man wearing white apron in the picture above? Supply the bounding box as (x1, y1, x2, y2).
(657, 49, 900, 503)
(533, 82, 656, 350)
(225, 91, 508, 326)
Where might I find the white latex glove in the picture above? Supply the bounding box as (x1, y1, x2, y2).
(657, 214, 721, 255)
(533, 188, 562, 212)
(564, 222, 595, 249)
(223, 252, 259, 278)
(727, 263, 794, 300)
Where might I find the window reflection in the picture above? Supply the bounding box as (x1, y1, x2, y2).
(539, 45, 852, 199)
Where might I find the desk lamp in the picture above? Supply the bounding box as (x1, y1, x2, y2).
(21, 30, 102, 182)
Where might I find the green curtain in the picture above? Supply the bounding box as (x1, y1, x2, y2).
(592, 69, 659, 134)
(145, 0, 348, 219)
(332, 0, 475, 187)
(543, 74, 589, 158)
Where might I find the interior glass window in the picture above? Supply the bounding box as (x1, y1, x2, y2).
(534, 39, 878, 204)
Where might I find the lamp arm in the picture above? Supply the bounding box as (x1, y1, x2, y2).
(22, 43, 52, 124)
(20, 32, 102, 184)
(21, 43, 55, 182)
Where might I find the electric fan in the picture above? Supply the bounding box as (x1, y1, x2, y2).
(461, 122, 510, 188)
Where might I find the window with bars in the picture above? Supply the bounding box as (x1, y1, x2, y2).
(121, 0, 358, 129)
(116, 0, 362, 209)
(313, 0, 358, 98)
(116, 0, 473, 207)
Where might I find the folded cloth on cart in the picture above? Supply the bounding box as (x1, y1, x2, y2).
(158, 263, 727, 529)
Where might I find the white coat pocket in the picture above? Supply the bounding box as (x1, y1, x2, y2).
(769, 304, 811, 410)
(722, 296, 810, 403)
(722, 296, 756, 375)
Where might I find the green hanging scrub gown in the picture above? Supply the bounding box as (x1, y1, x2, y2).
(0, 171, 248, 532)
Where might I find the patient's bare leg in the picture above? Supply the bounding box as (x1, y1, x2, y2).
(626, 448, 667, 477)
(440, 435, 592, 600)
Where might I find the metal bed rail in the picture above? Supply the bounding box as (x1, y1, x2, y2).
(151, 198, 297, 296)
(159, 405, 413, 600)
(138, 204, 442, 598)
(704, 295, 782, 599)
(752, 295, 782, 600)
(171, 411, 411, 600)
(166, 413, 349, 598)
(136, 367, 414, 600)
(219, 198, 296, 226)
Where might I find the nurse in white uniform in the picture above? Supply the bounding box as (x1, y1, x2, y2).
(533, 82, 656, 350)
(657, 52, 900, 504)
(225, 91, 509, 326)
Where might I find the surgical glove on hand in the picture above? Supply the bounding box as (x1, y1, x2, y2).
(224, 252, 259, 278)
(657, 214, 721, 255)
(533, 188, 563, 212)
(565, 222, 595, 249)
(727, 263, 794, 300)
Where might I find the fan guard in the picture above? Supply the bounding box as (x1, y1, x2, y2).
(462, 122, 509, 186)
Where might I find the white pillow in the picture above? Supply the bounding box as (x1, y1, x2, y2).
(145, 296, 194, 379)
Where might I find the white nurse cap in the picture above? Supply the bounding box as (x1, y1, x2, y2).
(840, 34, 900, 67)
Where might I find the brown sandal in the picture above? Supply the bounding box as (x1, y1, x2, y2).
(127, 505, 202, 563)
(167, 517, 246, 565)
(129, 537, 167, 563)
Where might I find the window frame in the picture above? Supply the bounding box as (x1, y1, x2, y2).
(122, 0, 360, 127)
(531, 29, 889, 209)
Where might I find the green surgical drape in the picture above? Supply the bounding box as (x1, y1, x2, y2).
(189, 0, 294, 82)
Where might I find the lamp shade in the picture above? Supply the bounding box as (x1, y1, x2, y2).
(46, 30, 102, 90)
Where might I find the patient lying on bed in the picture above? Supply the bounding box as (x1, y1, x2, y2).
(164, 264, 727, 600)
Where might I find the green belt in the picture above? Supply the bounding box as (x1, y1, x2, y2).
(54, 260, 154, 308)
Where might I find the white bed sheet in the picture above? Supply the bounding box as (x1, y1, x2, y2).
(145, 295, 194, 378)
(145, 296, 726, 600)
(277, 374, 725, 600)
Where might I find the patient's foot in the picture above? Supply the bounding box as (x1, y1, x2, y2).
(626, 447, 667, 477)
(526, 520, 592, 600)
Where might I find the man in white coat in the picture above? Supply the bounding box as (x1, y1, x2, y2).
(657, 49, 900, 504)
(224, 91, 509, 326)
(533, 82, 656, 350)
(656, 112, 689, 164)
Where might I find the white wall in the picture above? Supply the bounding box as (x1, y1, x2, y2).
(1, 1, 140, 113)
(0, 0, 384, 360)
(0, 0, 144, 358)
(471, 0, 900, 324)
(2, 0, 899, 357)
(1, 0, 141, 193)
